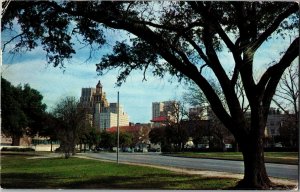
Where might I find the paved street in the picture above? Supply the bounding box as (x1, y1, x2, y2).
(81, 152, 298, 180)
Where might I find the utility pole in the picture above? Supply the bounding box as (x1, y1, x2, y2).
(117, 91, 120, 164)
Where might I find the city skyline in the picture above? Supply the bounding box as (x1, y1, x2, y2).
(2, 52, 186, 124)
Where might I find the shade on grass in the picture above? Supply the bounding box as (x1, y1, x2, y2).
(1, 154, 237, 189)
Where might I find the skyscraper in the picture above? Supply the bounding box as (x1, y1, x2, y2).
(80, 81, 129, 131)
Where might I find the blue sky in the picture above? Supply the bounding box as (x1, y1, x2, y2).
(2, 35, 186, 123)
(2, 14, 298, 123)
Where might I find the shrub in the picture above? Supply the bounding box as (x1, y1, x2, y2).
(1, 147, 35, 152)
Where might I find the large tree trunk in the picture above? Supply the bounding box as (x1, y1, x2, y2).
(237, 135, 273, 189)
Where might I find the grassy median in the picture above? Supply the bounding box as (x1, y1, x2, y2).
(1, 154, 238, 189)
(164, 152, 298, 165)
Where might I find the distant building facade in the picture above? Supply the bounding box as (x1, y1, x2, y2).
(188, 105, 212, 120)
(80, 81, 129, 131)
(151, 101, 179, 127)
(266, 108, 286, 137)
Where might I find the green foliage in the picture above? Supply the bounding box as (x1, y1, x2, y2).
(149, 127, 165, 145)
(119, 132, 133, 148)
(149, 125, 188, 152)
(20, 84, 47, 136)
(38, 113, 59, 141)
(99, 131, 116, 149)
(79, 127, 101, 151)
(1, 77, 47, 145)
(1, 147, 35, 152)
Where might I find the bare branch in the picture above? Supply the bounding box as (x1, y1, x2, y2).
(258, 37, 299, 101)
(272, 99, 290, 114)
(2, 33, 25, 51)
(183, 35, 209, 64)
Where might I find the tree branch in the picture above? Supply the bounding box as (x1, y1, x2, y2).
(250, 3, 298, 52)
(272, 98, 291, 114)
(261, 37, 299, 109)
(183, 35, 210, 65)
(258, 37, 299, 96)
(2, 33, 25, 51)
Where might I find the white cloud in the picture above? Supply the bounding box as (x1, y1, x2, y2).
(2, 56, 186, 123)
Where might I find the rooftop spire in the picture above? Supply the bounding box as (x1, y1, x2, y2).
(96, 80, 102, 88)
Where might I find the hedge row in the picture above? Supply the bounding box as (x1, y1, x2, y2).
(1, 147, 35, 152)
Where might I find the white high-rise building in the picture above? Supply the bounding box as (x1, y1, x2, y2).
(99, 111, 129, 130)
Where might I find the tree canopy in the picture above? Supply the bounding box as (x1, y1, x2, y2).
(1, 77, 47, 145)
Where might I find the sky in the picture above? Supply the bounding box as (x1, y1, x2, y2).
(1, 7, 298, 123)
(1, 32, 187, 123)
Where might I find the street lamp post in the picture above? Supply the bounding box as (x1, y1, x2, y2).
(117, 91, 120, 164)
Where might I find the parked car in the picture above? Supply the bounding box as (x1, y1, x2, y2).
(93, 146, 104, 152)
(148, 148, 161, 152)
(275, 143, 283, 148)
(122, 147, 132, 152)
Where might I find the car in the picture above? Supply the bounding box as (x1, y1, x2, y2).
(122, 147, 132, 152)
(148, 148, 161, 152)
(94, 146, 104, 152)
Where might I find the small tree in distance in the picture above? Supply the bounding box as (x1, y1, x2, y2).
(272, 63, 299, 147)
(52, 96, 86, 159)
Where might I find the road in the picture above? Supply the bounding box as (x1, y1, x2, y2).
(80, 152, 298, 180)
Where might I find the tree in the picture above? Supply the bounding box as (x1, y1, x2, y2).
(39, 112, 59, 152)
(165, 101, 189, 151)
(149, 127, 171, 152)
(1, 77, 47, 145)
(273, 63, 299, 116)
(149, 127, 165, 146)
(52, 96, 85, 158)
(99, 131, 116, 150)
(272, 63, 299, 148)
(131, 125, 151, 148)
(184, 83, 235, 150)
(2, 2, 299, 188)
(119, 132, 133, 149)
(21, 84, 47, 136)
(78, 126, 100, 152)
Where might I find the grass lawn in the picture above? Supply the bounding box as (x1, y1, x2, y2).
(1, 154, 238, 189)
(164, 152, 298, 165)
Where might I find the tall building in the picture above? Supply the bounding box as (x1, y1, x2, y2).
(152, 102, 164, 120)
(151, 101, 178, 127)
(99, 104, 129, 129)
(80, 81, 129, 131)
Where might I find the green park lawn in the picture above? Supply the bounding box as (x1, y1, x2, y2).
(164, 152, 299, 165)
(1, 154, 238, 189)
